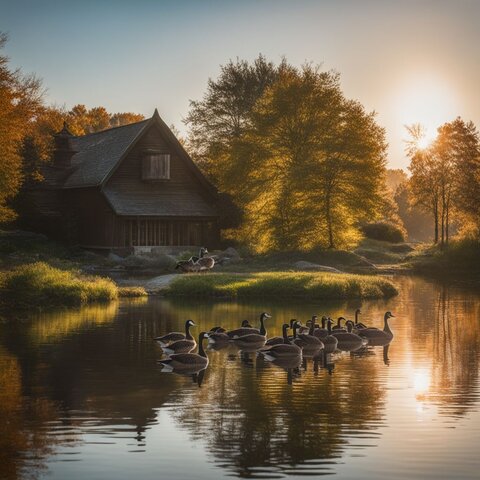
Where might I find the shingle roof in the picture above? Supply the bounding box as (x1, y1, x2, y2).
(103, 188, 217, 217)
(63, 120, 149, 188)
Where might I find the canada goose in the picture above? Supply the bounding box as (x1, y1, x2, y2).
(353, 308, 368, 329)
(195, 247, 215, 271)
(161, 319, 196, 355)
(174, 257, 197, 273)
(227, 319, 259, 339)
(292, 320, 324, 350)
(158, 332, 209, 372)
(331, 320, 364, 351)
(357, 311, 395, 346)
(207, 326, 230, 344)
(228, 313, 270, 339)
(155, 319, 194, 347)
(322, 318, 339, 354)
(260, 324, 302, 361)
(332, 317, 347, 331)
(232, 313, 270, 349)
(312, 316, 329, 340)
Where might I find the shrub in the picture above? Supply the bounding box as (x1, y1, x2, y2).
(361, 222, 406, 243)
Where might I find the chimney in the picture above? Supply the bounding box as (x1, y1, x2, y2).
(53, 121, 77, 168)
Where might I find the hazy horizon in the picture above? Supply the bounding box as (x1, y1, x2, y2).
(2, 0, 479, 170)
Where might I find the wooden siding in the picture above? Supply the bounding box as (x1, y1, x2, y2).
(105, 123, 217, 216)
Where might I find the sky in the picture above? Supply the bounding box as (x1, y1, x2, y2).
(1, 0, 479, 170)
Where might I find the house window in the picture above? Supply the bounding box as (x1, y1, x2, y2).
(142, 154, 170, 180)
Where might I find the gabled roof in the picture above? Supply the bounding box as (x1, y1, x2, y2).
(64, 120, 149, 188)
(61, 110, 216, 195)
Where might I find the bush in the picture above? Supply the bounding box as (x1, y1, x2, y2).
(166, 272, 398, 299)
(2, 262, 118, 308)
(361, 222, 405, 243)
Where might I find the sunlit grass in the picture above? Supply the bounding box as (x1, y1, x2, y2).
(1, 262, 118, 308)
(118, 286, 148, 297)
(166, 272, 398, 299)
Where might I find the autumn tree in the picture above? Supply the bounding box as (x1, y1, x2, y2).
(0, 33, 44, 221)
(406, 118, 480, 245)
(239, 65, 387, 251)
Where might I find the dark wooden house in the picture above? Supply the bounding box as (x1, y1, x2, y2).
(26, 110, 222, 252)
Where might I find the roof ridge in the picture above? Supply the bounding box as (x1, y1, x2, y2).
(76, 118, 149, 139)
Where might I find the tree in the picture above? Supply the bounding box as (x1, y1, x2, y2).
(185, 55, 283, 185)
(406, 118, 480, 244)
(0, 32, 44, 222)
(240, 65, 387, 251)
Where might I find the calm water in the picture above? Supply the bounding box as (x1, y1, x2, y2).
(1, 275, 479, 480)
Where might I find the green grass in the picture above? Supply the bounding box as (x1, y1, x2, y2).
(118, 286, 148, 297)
(1, 262, 118, 309)
(405, 239, 480, 276)
(166, 271, 398, 299)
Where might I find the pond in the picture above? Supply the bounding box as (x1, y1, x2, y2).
(0, 275, 479, 480)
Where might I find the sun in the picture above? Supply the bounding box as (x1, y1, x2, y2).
(394, 73, 458, 147)
(416, 128, 437, 150)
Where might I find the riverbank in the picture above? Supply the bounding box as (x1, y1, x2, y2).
(0, 262, 147, 311)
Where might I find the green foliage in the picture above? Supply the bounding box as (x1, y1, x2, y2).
(1, 262, 118, 308)
(166, 271, 397, 299)
(408, 239, 480, 276)
(361, 222, 405, 243)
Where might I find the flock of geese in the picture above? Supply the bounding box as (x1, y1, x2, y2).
(155, 310, 395, 374)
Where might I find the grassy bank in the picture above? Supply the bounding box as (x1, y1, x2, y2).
(406, 239, 480, 277)
(166, 271, 398, 300)
(0, 262, 146, 310)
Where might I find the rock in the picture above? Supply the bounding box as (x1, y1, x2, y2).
(223, 247, 241, 258)
(293, 261, 342, 273)
(108, 252, 125, 264)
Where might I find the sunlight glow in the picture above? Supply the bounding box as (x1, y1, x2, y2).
(413, 369, 431, 400)
(394, 74, 458, 141)
(416, 128, 437, 150)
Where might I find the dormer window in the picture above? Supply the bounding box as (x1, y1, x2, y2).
(142, 153, 170, 180)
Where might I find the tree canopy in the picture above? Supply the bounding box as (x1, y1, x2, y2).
(186, 59, 389, 251)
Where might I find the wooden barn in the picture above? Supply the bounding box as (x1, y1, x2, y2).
(25, 110, 223, 252)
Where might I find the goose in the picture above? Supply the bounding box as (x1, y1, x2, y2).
(207, 326, 230, 344)
(232, 313, 270, 349)
(292, 320, 324, 350)
(194, 247, 215, 271)
(155, 319, 194, 347)
(322, 318, 339, 354)
(331, 320, 364, 352)
(297, 315, 319, 335)
(260, 324, 302, 361)
(161, 320, 197, 355)
(228, 313, 270, 339)
(332, 317, 347, 331)
(312, 316, 329, 340)
(357, 311, 395, 346)
(353, 308, 368, 329)
(158, 332, 209, 372)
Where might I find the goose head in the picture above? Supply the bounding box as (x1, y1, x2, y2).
(186, 319, 196, 327)
(289, 319, 297, 328)
(241, 319, 252, 327)
(345, 320, 355, 332)
(385, 311, 395, 320)
(260, 312, 271, 321)
(355, 308, 361, 315)
(337, 316, 346, 326)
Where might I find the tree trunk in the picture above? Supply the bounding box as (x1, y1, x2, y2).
(325, 191, 335, 249)
(433, 202, 439, 244)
